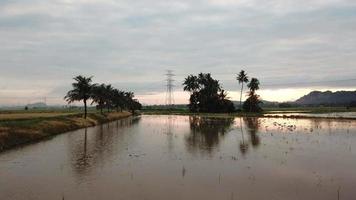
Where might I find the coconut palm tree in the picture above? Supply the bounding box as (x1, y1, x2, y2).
(244, 78, 261, 112)
(65, 75, 93, 118)
(236, 70, 249, 110)
(247, 78, 260, 95)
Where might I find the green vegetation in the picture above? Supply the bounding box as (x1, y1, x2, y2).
(183, 73, 235, 113)
(65, 75, 93, 118)
(243, 77, 262, 112)
(0, 111, 132, 152)
(182, 70, 262, 113)
(65, 75, 142, 118)
(0, 75, 143, 152)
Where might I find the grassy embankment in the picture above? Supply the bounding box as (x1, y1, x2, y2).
(0, 111, 132, 152)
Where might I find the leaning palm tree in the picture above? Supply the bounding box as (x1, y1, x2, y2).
(65, 75, 93, 118)
(236, 70, 249, 110)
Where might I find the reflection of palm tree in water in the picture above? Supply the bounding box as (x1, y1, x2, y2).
(239, 117, 249, 155)
(244, 117, 260, 147)
(239, 117, 261, 155)
(70, 117, 141, 176)
(75, 128, 91, 173)
(186, 116, 234, 154)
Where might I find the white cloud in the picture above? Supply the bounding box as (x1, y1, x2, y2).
(0, 0, 355, 105)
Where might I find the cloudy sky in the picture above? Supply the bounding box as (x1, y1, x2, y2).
(0, 0, 356, 105)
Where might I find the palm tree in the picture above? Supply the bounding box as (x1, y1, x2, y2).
(112, 89, 125, 112)
(65, 75, 93, 118)
(246, 78, 261, 112)
(183, 75, 199, 93)
(247, 78, 260, 95)
(103, 84, 114, 112)
(91, 84, 106, 114)
(237, 70, 249, 110)
(124, 92, 140, 114)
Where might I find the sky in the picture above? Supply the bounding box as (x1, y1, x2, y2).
(0, 0, 356, 106)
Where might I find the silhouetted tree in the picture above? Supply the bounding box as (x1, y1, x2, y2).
(183, 73, 235, 113)
(91, 84, 106, 114)
(183, 75, 200, 112)
(123, 92, 142, 114)
(236, 70, 249, 111)
(66, 75, 142, 116)
(103, 84, 114, 112)
(112, 89, 126, 112)
(65, 75, 93, 118)
(243, 78, 262, 112)
(183, 75, 200, 93)
(248, 78, 260, 92)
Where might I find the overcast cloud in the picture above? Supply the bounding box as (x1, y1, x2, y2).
(0, 0, 356, 105)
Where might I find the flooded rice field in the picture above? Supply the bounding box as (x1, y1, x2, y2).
(0, 115, 356, 200)
(264, 111, 356, 119)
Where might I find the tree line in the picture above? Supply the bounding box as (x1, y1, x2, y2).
(65, 75, 142, 118)
(183, 70, 262, 113)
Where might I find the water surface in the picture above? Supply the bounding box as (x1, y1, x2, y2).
(264, 111, 356, 118)
(1, 115, 355, 200)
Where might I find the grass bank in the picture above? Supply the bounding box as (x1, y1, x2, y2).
(0, 111, 132, 152)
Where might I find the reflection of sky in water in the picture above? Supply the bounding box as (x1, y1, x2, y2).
(0, 115, 355, 200)
(264, 112, 356, 118)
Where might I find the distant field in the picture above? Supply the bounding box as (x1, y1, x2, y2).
(0, 107, 100, 121)
(0, 112, 78, 121)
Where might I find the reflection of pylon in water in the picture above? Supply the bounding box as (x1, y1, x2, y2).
(165, 70, 175, 109)
(165, 115, 175, 152)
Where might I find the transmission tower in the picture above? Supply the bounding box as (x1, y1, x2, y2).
(165, 70, 175, 109)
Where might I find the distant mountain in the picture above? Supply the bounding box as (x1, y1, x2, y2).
(295, 90, 356, 105)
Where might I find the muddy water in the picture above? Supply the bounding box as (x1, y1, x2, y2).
(0, 115, 356, 200)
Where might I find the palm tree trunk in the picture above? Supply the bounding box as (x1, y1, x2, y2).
(239, 84, 244, 111)
(84, 99, 87, 119)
